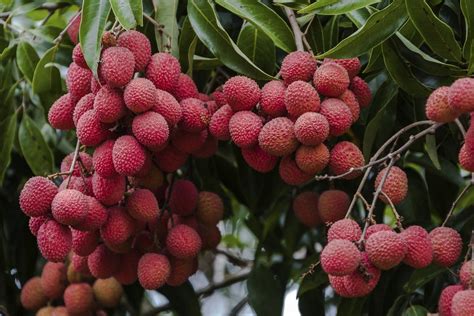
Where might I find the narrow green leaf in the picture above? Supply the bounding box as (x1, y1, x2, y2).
(80, 0, 111, 75)
(0, 43, 16, 62)
(461, 0, 474, 61)
(317, 0, 407, 58)
(403, 264, 446, 293)
(19, 114, 54, 176)
(215, 0, 296, 53)
(406, 0, 462, 62)
(16, 42, 39, 83)
(273, 0, 309, 10)
(32, 46, 61, 95)
(187, 0, 274, 80)
(337, 297, 367, 316)
(179, 17, 197, 72)
(345, 8, 370, 27)
(402, 305, 429, 316)
(130, 0, 143, 26)
(364, 45, 383, 73)
(110, 0, 137, 29)
(193, 56, 223, 70)
(186, 37, 198, 76)
(154, 0, 179, 58)
(425, 134, 441, 170)
(248, 264, 284, 316)
(297, 268, 328, 298)
(305, 15, 325, 55)
(299, 0, 381, 15)
(237, 23, 275, 75)
(0, 112, 17, 185)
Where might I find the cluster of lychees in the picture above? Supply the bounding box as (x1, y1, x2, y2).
(207, 52, 372, 185)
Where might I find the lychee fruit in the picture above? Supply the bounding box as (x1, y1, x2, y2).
(100, 206, 135, 245)
(138, 253, 171, 289)
(48, 93, 76, 130)
(459, 144, 474, 172)
(229, 111, 263, 148)
(327, 219, 361, 242)
(260, 80, 286, 117)
(94, 85, 126, 123)
(324, 58, 361, 79)
(241, 145, 278, 173)
(426, 86, 460, 122)
(146, 52, 181, 92)
(153, 89, 183, 126)
(199, 225, 222, 250)
(171, 128, 207, 154)
(166, 224, 202, 259)
(20, 277, 48, 311)
(99, 47, 135, 87)
(374, 166, 408, 205)
(329, 275, 352, 297)
(92, 172, 126, 206)
(366, 224, 392, 239)
(71, 229, 98, 256)
(132, 111, 170, 150)
(343, 253, 381, 297)
(114, 250, 140, 285)
(126, 188, 159, 222)
(400, 225, 433, 269)
(179, 98, 210, 132)
(63, 283, 94, 314)
(20, 176, 57, 217)
(366, 230, 406, 270)
(294, 112, 329, 146)
(112, 135, 146, 176)
(122, 79, 156, 114)
(451, 289, 474, 316)
(168, 179, 198, 216)
(93, 278, 123, 308)
(320, 98, 353, 136)
(350, 76, 372, 108)
(37, 220, 72, 262)
(167, 257, 196, 286)
(154, 145, 189, 173)
(67, 62, 92, 99)
(29, 216, 48, 236)
(430, 227, 462, 267)
(60, 152, 93, 178)
(438, 284, 463, 316)
(292, 191, 320, 227)
(129, 163, 164, 191)
(459, 261, 473, 288)
(41, 262, 67, 299)
(73, 93, 95, 126)
(448, 78, 474, 113)
(196, 191, 224, 225)
(284, 80, 320, 118)
(318, 190, 350, 224)
(92, 140, 117, 178)
(329, 141, 365, 179)
(259, 117, 298, 156)
(117, 30, 151, 72)
(58, 175, 93, 196)
(280, 51, 317, 85)
(72, 44, 87, 68)
(279, 155, 313, 186)
(76, 109, 110, 147)
(321, 239, 360, 276)
(313, 62, 350, 97)
(51, 189, 88, 226)
(173, 73, 199, 101)
(88, 244, 119, 278)
(223, 76, 261, 112)
(295, 143, 330, 174)
(339, 89, 360, 122)
(209, 104, 233, 141)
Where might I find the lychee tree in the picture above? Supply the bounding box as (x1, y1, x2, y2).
(0, 0, 473, 315)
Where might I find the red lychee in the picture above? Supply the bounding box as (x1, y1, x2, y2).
(295, 143, 330, 175)
(51, 189, 88, 226)
(37, 220, 72, 262)
(400, 225, 433, 269)
(67, 62, 92, 99)
(209, 104, 233, 141)
(153, 89, 183, 126)
(48, 93, 76, 130)
(100, 206, 135, 245)
(366, 231, 406, 270)
(241, 145, 278, 173)
(279, 155, 313, 186)
(374, 166, 408, 205)
(284, 80, 320, 118)
(168, 179, 198, 216)
(327, 219, 361, 242)
(318, 190, 350, 224)
(430, 227, 462, 267)
(112, 135, 147, 176)
(132, 111, 170, 150)
(166, 224, 202, 259)
(292, 191, 320, 227)
(138, 253, 171, 289)
(313, 62, 350, 97)
(280, 51, 317, 85)
(126, 188, 159, 222)
(99, 47, 135, 87)
(426, 86, 460, 122)
(321, 239, 360, 276)
(320, 98, 353, 136)
(229, 111, 263, 148)
(146, 53, 181, 92)
(92, 172, 126, 206)
(350, 76, 372, 108)
(260, 80, 286, 117)
(117, 30, 151, 72)
(294, 112, 329, 146)
(259, 117, 298, 157)
(329, 141, 365, 180)
(223, 76, 261, 112)
(20, 176, 57, 217)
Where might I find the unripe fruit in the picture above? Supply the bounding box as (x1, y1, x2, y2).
(171, 129, 207, 154)
(63, 283, 94, 314)
(229, 111, 263, 148)
(366, 231, 406, 270)
(113, 135, 146, 176)
(321, 239, 360, 276)
(92, 173, 126, 206)
(294, 112, 329, 146)
(374, 166, 408, 205)
(88, 244, 120, 278)
(71, 229, 98, 256)
(339, 89, 360, 122)
(196, 191, 224, 225)
(167, 224, 202, 259)
(67, 62, 92, 99)
(329, 141, 365, 179)
(51, 189, 88, 226)
(93, 278, 123, 308)
(324, 58, 361, 79)
(76, 109, 111, 147)
(99, 47, 135, 87)
(261, 81, 286, 117)
(173, 73, 199, 101)
(48, 93, 76, 130)
(327, 219, 361, 242)
(167, 257, 196, 287)
(313, 62, 350, 97)
(350, 76, 372, 108)
(209, 104, 233, 140)
(280, 51, 317, 85)
(459, 144, 474, 172)
(279, 155, 313, 186)
(29, 216, 48, 236)
(241, 145, 278, 173)
(426, 86, 460, 122)
(400, 225, 433, 269)
(448, 78, 474, 112)
(60, 152, 93, 178)
(451, 290, 474, 316)
(168, 179, 198, 216)
(114, 250, 140, 285)
(259, 117, 298, 157)
(430, 227, 462, 267)
(117, 30, 151, 72)
(318, 190, 350, 224)
(138, 253, 171, 289)
(132, 111, 169, 150)
(20, 277, 48, 311)
(153, 89, 183, 126)
(101, 206, 135, 245)
(320, 98, 353, 136)
(223, 76, 261, 112)
(284, 80, 320, 118)
(438, 284, 463, 316)
(292, 191, 320, 227)
(154, 145, 188, 173)
(126, 188, 159, 222)
(20, 176, 57, 217)
(295, 144, 330, 174)
(343, 253, 381, 297)
(123, 78, 156, 113)
(366, 224, 392, 239)
(92, 140, 117, 178)
(41, 262, 67, 300)
(146, 53, 181, 92)
(459, 261, 473, 288)
(37, 220, 72, 262)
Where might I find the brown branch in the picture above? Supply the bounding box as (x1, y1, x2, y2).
(65, 140, 81, 188)
(442, 179, 473, 226)
(302, 260, 320, 279)
(214, 248, 251, 267)
(380, 191, 404, 231)
(284, 7, 304, 51)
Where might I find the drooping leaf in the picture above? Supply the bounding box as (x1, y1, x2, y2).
(158, 282, 201, 316)
(298, 286, 325, 316)
(0, 112, 18, 185)
(317, 0, 407, 58)
(305, 15, 325, 54)
(32, 46, 62, 110)
(110, 0, 138, 29)
(130, 0, 143, 26)
(405, 0, 462, 62)
(187, 0, 273, 80)
(345, 7, 370, 27)
(80, 0, 111, 75)
(323, 15, 339, 51)
(273, 0, 310, 10)
(299, 0, 381, 15)
(297, 268, 328, 298)
(402, 305, 429, 316)
(248, 264, 284, 316)
(337, 297, 367, 316)
(16, 42, 39, 83)
(215, 0, 296, 53)
(179, 17, 197, 72)
(425, 134, 441, 170)
(461, 0, 474, 61)
(154, 0, 179, 57)
(237, 23, 275, 75)
(403, 264, 446, 293)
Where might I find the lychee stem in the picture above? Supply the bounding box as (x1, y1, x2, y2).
(442, 179, 473, 227)
(380, 191, 404, 231)
(284, 7, 305, 51)
(65, 139, 81, 188)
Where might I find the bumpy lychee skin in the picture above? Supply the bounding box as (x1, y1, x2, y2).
(94, 85, 126, 123)
(132, 111, 169, 150)
(426, 86, 460, 122)
(459, 261, 473, 288)
(48, 93, 76, 130)
(448, 78, 474, 112)
(60, 152, 93, 178)
(241, 145, 278, 173)
(29, 216, 48, 236)
(117, 30, 151, 72)
(126, 189, 159, 222)
(138, 253, 171, 289)
(73, 93, 95, 126)
(261, 80, 287, 117)
(154, 145, 189, 173)
(259, 117, 298, 156)
(366, 231, 406, 270)
(92, 140, 117, 178)
(92, 172, 126, 206)
(329, 275, 352, 297)
(64, 283, 94, 314)
(327, 219, 361, 242)
(324, 58, 361, 79)
(168, 179, 198, 216)
(67, 62, 92, 99)
(167, 257, 196, 286)
(76, 109, 110, 147)
(173, 73, 199, 101)
(459, 144, 474, 172)
(93, 278, 123, 308)
(124, 78, 156, 113)
(205, 100, 220, 115)
(329, 141, 365, 179)
(37, 220, 72, 262)
(67, 14, 80, 44)
(153, 89, 183, 126)
(366, 224, 392, 239)
(112, 135, 146, 176)
(374, 166, 408, 205)
(295, 144, 330, 174)
(99, 47, 135, 87)
(20, 277, 48, 311)
(229, 111, 263, 148)
(223, 77, 261, 112)
(438, 285, 463, 316)
(58, 176, 93, 197)
(430, 227, 462, 267)
(72, 229, 98, 256)
(280, 51, 317, 85)
(318, 190, 350, 224)
(146, 53, 181, 92)
(292, 191, 320, 227)
(294, 112, 329, 146)
(41, 262, 67, 300)
(171, 129, 207, 154)
(400, 225, 433, 269)
(72, 44, 87, 68)
(339, 89, 360, 122)
(313, 62, 350, 97)
(196, 191, 224, 225)
(88, 244, 119, 278)
(320, 98, 353, 136)
(279, 155, 313, 186)
(321, 239, 360, 276)
(51, 189, 88, 226)
(284, 80, 320, 118)
(451, 290, 474, 316)
(350, 76, 372, 108)
(167, 224, 202, 259)
(179, 98, 210, 132)
(343, 253, 381, 297)
(71, 253, 91, 276)
(20, 176, 57, 217)
(209, 104, 233, 140)
(100, 206, 135, 245)
(114, 250, 140, 285)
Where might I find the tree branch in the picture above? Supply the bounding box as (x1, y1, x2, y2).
(284, 8, 304, 51)
(65, 139, 81, 188)
(442, 178, 473, 226)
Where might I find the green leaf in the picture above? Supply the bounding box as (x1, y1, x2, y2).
(403, 264, 446, 293)
(215, 0, 296, 53)
(273, 0, 309, 10)
(248, 264, 284, 316)
(80, 0, 111, 75)
(154, 0, 179, 58)
(0, 112, 17, 185)
(0, 43, 16, 62)
(299, 0, 381, 15)
(237, 23, 275, 75)
(187, 0, 274, 80)
(345, 8, 370, 27)
(130, 0, 143, 26)
(298, 286, 324, 316)
(337, 297, 367, 316)
(32, 46, 61, 95)
(425, 134, 441, 170)
(179, 17, 197, 72)
(16, 42, 39, 84)
(158, 282, 201, 316)
(305, 15, 325, 54)
(461, 0, 474, 61)
(402, 305, 429, 316)
(193, 56, 223, 70)
(317, 0, 407, 58)
(19, 113, 54, 176)
(323, 15, 339, 51)
(297, 268, 328, 298)
(406, 0, 462, 62)
(109, 0, 137, 29)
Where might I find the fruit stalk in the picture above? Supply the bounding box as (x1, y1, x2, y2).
(284, 7, 304, 51)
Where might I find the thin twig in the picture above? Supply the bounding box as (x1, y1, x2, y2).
(380, 191, 404, 231)
(302, 260, 320, 279)
(356, 192, 371, 211)
(442, 180, 473, 226)
(66, 140, 81, 188)
(214, 248, 251, 267)
(143, 13, 164, 30)
(54, 11, 81, 45)
(284, 7, 304, 51)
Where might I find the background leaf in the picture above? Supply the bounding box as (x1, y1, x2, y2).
(237, 23, 275, 75)
(0, 112, 17, 185)
(110, 0, 137, 29)
(461, 0, 474, 61)
(299, 0, 381, 15)
(154, 0, 179, 58)
(247, 264, 284, 316)
(16, 42, 39, 84)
